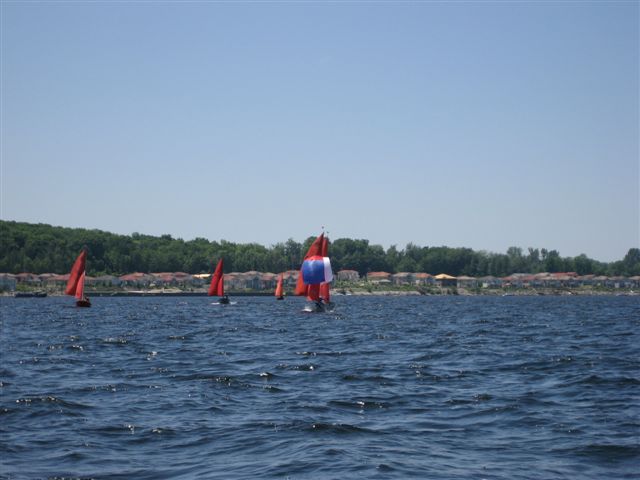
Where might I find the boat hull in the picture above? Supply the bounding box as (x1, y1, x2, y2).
(302, 301, 334, 313)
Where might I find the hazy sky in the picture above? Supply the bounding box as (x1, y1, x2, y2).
(1, 1, 638, 262)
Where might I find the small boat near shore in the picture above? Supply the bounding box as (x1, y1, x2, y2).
(208, 258, 230, 305)
(66, 248, 91, 307)
(275, 273, 285, 300)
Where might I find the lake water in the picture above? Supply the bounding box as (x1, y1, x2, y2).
(1, 295, 638, 479)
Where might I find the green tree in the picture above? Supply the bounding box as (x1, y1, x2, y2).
(544, 250, 562, 273)
(0, 220, 627, 278)
(619, 248, 640, 276)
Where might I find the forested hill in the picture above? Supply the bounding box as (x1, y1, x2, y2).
(0, 221, 638, 277)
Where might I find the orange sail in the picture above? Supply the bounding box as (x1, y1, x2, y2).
(275, 273, 284, 298)
(295, 273, 315, 298)
(75, 271, 86, 301)
(208, 258, 224, 296)
(294, 271, 307, 296)
(305, 233, 325, 258)
(65, 250, 87, 296)
(307, 284, 320, 302)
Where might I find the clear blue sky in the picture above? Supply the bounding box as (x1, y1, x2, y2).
(1, 1, 638, 262)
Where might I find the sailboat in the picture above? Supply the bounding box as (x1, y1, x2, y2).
(295, 232, 333, 312)
(66, 249, 91, 307)
(208, 258, 229, 304)
(275, 273, 285, 300)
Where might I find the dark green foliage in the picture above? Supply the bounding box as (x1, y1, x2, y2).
(0, 221, 635, 276)
(608, 248, 640, 276)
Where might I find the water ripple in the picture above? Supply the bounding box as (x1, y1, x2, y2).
(0, 295, 637, 479)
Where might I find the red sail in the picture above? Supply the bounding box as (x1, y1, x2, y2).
(275, 274, 284, 298)
(75, 271, 86, 301)
(307, 284, 320, 302)
(294, 271, 308, 296)
(65, 250, 87, 296)
(320, 283, 330, 302)
(208, 258, 224, 296)
(305, 233, 324, 259)
(217, 274, 224, 296)
(295, 233, 324, 297)
(305, 234, 324, 301)
(320, 283, 331, 302)
(320, 236, 331, 302)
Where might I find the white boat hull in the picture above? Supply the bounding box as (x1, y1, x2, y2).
(302, 301, 334, 313)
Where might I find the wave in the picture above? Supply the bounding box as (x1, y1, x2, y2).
(306, 422, 379, 435)
(553, 443, 640, 460)
(14, 395, 92, 410)
(328, 399, 390, 410)
(564, 374, 640, 387)
(2, 295, 638, 480)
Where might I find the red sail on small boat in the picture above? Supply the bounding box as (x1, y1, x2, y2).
(75, 271, 91, 307)
(75, 271, 86, 301)
(275, 273, 285, 300)
(65, 250, 86, 296)
(66, 249, 91, 307)
(208, 258, 229, 304)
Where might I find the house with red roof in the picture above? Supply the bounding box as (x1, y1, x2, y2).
(366, 272, 391, 284)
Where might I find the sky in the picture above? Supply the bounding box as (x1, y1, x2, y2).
(1, 1, 638, 263)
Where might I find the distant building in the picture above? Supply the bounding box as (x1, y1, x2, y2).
(45, 274, 69, 288)
(282, 270, 300, 287)
(414, 273, 434, 285)
(392, 272, 414, 285)
(260, 273, 278, 290)
(119, 273, 153, 287)
(91, 275, 121, 287)
(367, 272, 391, 284)
(15, 273, 41, 285)
(336, 270, 359, 282)
(478, 276, 501, 288)
(434, 274, 456, 287)
(456, 275, 477, 288)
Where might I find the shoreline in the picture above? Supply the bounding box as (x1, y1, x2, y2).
(3, 287, 637, 297)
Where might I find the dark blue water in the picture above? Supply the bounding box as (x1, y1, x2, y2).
(1, 295, 638, 479)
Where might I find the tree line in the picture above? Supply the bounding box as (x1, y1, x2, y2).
(1, 220, 638, 277)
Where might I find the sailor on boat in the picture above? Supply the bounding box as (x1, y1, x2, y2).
(76, 295, 91, 308)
